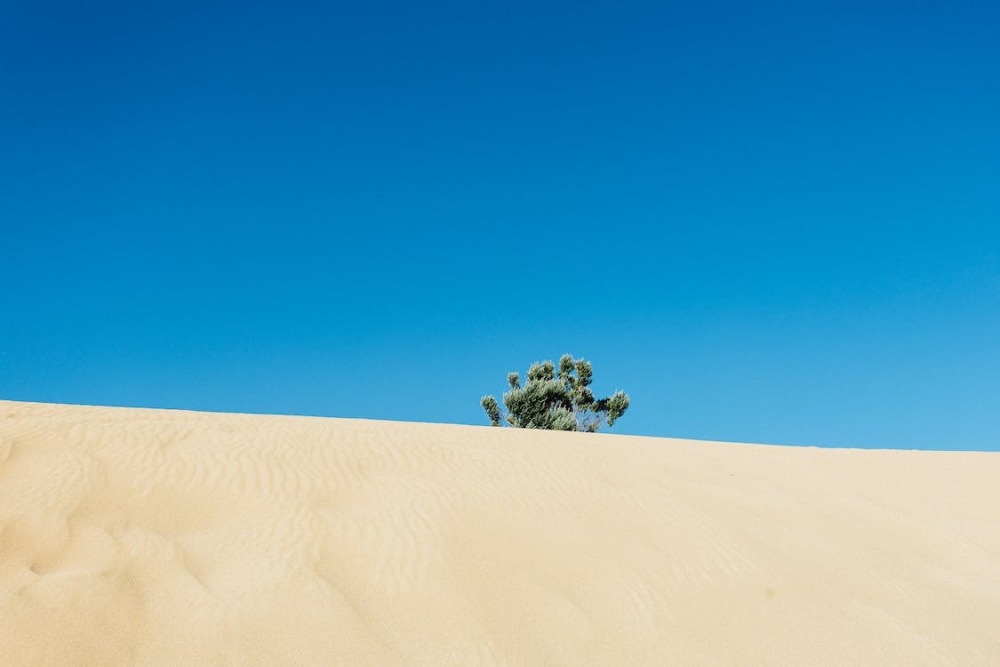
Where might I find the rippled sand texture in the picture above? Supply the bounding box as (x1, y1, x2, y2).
(1, 400, 999, 665)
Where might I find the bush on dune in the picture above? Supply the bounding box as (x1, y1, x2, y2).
(481, 354, 629, 432)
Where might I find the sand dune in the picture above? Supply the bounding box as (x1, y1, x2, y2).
(1, 400, 998, 665)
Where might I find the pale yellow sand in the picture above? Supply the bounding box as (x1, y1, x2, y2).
(1, 400, 998, 665)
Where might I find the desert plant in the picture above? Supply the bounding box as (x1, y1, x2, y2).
(480, 354, 629, 432)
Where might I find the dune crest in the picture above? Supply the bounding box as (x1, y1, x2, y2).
(1, 400, 998, 665)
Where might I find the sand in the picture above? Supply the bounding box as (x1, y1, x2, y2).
(1, 399, 998, 665)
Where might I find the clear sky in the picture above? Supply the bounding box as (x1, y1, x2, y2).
(2, 0, 998, 450)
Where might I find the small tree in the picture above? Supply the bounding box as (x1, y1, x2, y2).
(481, 354, 629, 432)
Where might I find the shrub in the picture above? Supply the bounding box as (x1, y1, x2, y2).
(480, 354, 629, 432)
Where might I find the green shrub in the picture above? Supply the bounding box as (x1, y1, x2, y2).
(481, 354, 629, 432)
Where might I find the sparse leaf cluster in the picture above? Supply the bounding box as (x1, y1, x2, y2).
(481, 354, 629, 432)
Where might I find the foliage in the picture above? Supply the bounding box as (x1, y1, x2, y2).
(480, 354, 629, 432)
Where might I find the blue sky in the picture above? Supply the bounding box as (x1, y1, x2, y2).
(2, 0, 998, 450)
